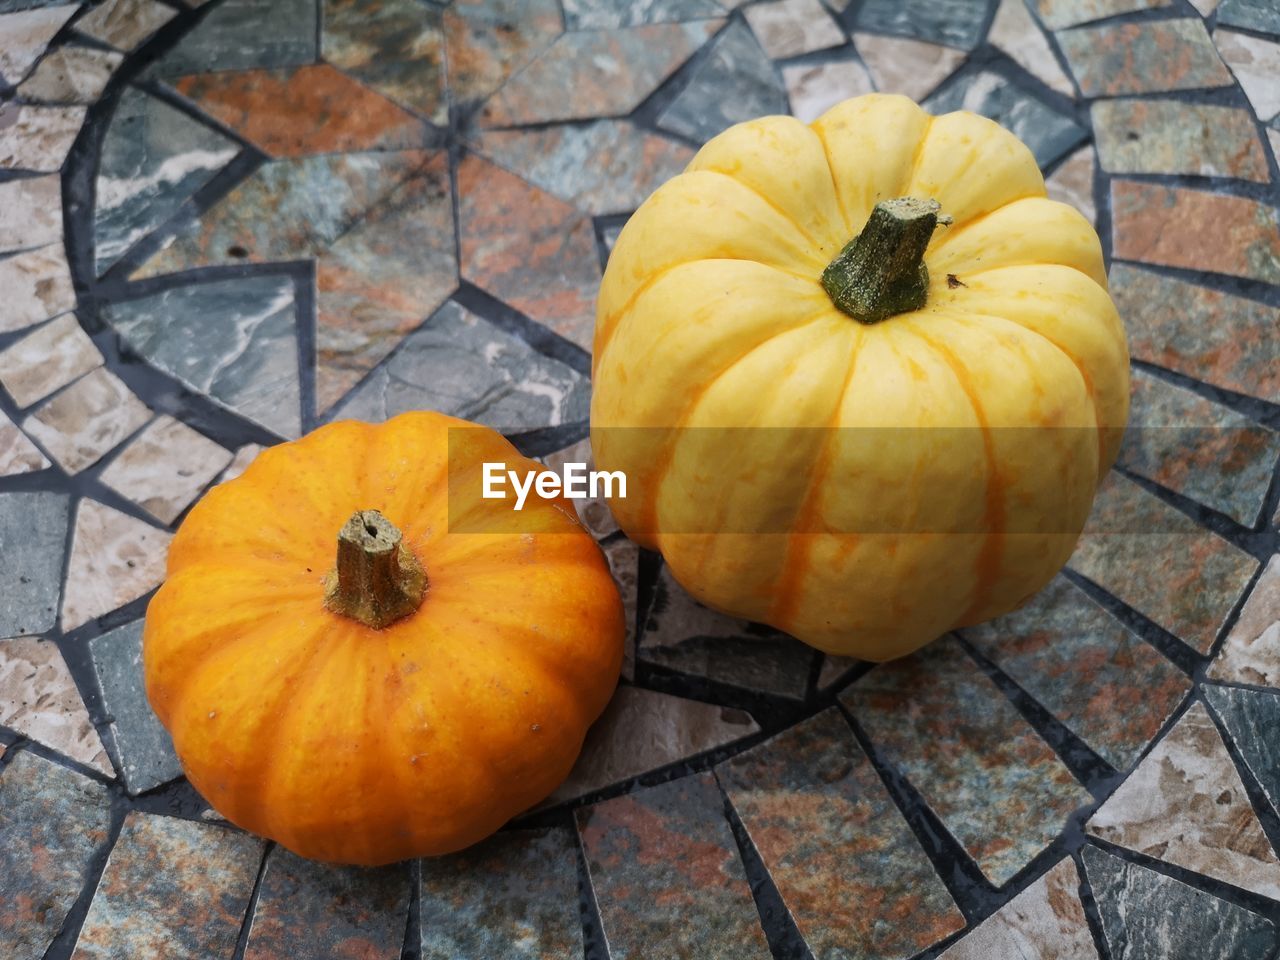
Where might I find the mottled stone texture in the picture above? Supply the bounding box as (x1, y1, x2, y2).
(742, 0, 842, 59)
(0, 243, 76, 333)
(856, 0, 989, 50)
(0, 313, 105, 409)
(0, 173, 62, 253)
(719, 709, 964, 959)
(74, 0, 176, 53)
(1058, 19, 1232, 97)
(0, 490, 69, 637)
(1217, 0, 1280, 34)
(419, 827, 582, 960)
(1209, 555, 1280, 687)
(0, 751, 113, 960)
(149, 0, 317, 76)
(854, 33, 965, 102)
(783, 58, 874, 124)
(0, 4, 76, 84)
(17, 44, 124, 104)
(1214, 30, 1280, 123)
(562, 0, 727, 29)
(60, 499, 173, 632)
(1092, 99, 1268, 182)
(23, 368, 152, 475)
(98, 416, 233, 524)
(988, 0, 1073, 95)
(0, 103, 86, 172)
(1046, 146, 1096, 225)
(1204, 685, 1280, 824)
(1034, 0, 1171, 30)
(0, 412, 50, 476)
(442, 0, 562, 106)
(577, 773, 770, 959)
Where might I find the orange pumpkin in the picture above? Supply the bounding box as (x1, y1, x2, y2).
(144, 412, 623, 865)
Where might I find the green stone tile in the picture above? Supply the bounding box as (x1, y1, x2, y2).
(1092, 98, 1268, 182)
(1058, 19, 1232, 97)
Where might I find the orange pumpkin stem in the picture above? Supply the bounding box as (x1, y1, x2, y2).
(323, 510, 426, 629)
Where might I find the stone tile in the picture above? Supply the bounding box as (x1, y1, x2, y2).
(74, 0, 175, 52)
(0, 491, 68, 637)
(1217, 0, 1280, 35)
(540, 437, 620, 538)
(1093, 98, 1268, 182)
(1215, 30, 1280, 122)
(1111, 181, 1280, 285)
(1087, 701, 1280, 897)
(457, 154, 598, 350)
(0, 751, 112, 960)
(657, 21, 787, 142)
(743, 0, 842, 59)
(0, 244, 75, 333)
(924, 68, 1087, 168)
(1068, 472, 1258, 654)
(856, 0, 989, 50)
(94, 87, 239, 274)
(72, 813, 265, 960)
(640, 564, 814, 700)
(1270, 127, 1280, 169)
(964, 574, 1190, 772)
(817, 654, 860, 690)
(1058, 19, 1232, 97)
(853, 32, 966, 101)
(471, 120, 694, 216)
(88, 619, 180, 795)
(842, 636, 1091, 885)
(563, 0, 726, 29)
(1121, 369, 1279, 527)
(103, 277, 302, 439)
(988, 0, 1074, 95)
(331, 301, 590, 432)
(548, 686, 759, 804)
(782, 57, 874, 123)
(148, 0, 317, 76)
(1204, 684, 1280, 822)
(719, 708, 965, 959)
(218, 443, 263, 483)
(442, 0, 562, 106)
(1112, 264, 1280, 405)
(172, 64, 429, 158)
(244, 849, 410, 960)
(1189, 0, 1221, 13)
(1045, 145, 1096, 224)
(938, 858, 1098, 959)
(0, 4, 77, 85)
(1209, 555, 1280, 687)
(0, 314, 103, 409)
(1033, 0, 1172, 30)
(601, 538, 639, 679)
(23, 368, 151, 474)
(479, 20, 721, 127)
(1081, 844, 1276, 960)
(0, 412, 50, 476)
(0, 173, 61, 253)
(419, 826, 581, 960)
(17, 43, 123, 103)
(321, 0, 446, 125)
(60, 498, 172, 632)
(98, 416, 232, 525)
(577, 773, 770, 960)
(0, 102, 86, 172)
(0, 637, 112, 773)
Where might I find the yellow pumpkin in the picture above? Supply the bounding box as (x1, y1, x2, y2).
(144, 412, 623, 865)
(591, 94, 1128, 661)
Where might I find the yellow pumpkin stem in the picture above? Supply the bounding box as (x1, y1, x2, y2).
(821, 196, 950, 324)
(323, 510, 426, 629)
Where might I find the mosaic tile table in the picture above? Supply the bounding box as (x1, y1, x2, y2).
(0, 0, 1278, 957)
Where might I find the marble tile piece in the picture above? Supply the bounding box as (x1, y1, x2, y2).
(321, 0, 446, 125)
(1214, 30, 1280, 122)
(924, 68, 1087, 168)
(743, 0, 843, 59)
(783, 57, 874, 123)
(1189, 0, 1221, 13)
(1045, 145, 1096, 224)
(1068, 472, 1258, 654)
(640, 564, 814, 700)
(442, 0, 563, 106)
(0, 102, 86, 171)
(601, 538, 639, 679)
(457, 154, 598, 350)
(856, 0, 989, 50)
(60, 498, 172, 632)
(332, 301, 590, 432)
(1086, 701, 1280, 898)
(0, 172, 61, 253)
(217, 443, 263, 483)
(0, 637, 112, 773)
(419, 826, 581, 960)
(72, 813, 265, 960)
(479, 19, 722, 127)
(577, 773, 771, 960)
(548, 685, 759, 804)
(964, 574, 1190, 772)
(1216, 0, 1280, 35)
(147, 0, 317, 77)
(1058, 19, 1232, 97)
(0, 491, 68, 637)
(243, 849, 410, 960)
(471, 120, 693, 216)
(1093, 98, 1268, 182)
(562, 0, 726, 29)
(1209, 555, 1280, 687)
(657, 20, 787, 144)
(988, 0, 1074, 95)
(0, 412, 50, 476)
(1203, 684, 1280, 823)
(98, 416, 232, 525)
(938, 858, 1098, 959)
(1112, 263, 1280, 405)
(0, 244, 75, 333)
(0, 751, 112, 960)
(719, 708, 965, 959)
(73, 0, 174, 52)
(22, 368, 151, 474)
(0, 313, 103, 409)
(1081, 844, 1276, 960)
(103, 276, 301, 440)
(842, 635, 1092, 885)
(94, 86, 239, 274)
(540, 437, 620, 538)
(1111, 181, 1280, 285)
(18, 43, 123, 103)
(1121, 368, 1279, 527)
(853, 32, 967, 104)
(0, 4, 77, 85)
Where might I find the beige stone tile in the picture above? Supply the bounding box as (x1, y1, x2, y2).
(0, 173, 62, 254)
(0, 102, 87, 172)
(18, 43, 125, 104)
(1045, 145, 1096, 225)
(0, 4, 78, 85)
(0, 411, 50, 476)
(99, 416, 232, 524)
(60, 498, 172, 631)
(989, 0, 1074, 95)
(744, 0, 844, 59)
(0, 244, 75, 334)
(1214, 29, 1280, 122)
(854, 32, 965, 102)
(217, 442, 265, 484)
(783, 58, 874, 123)
(23, 368, 152, 474)
(1210, 555, 1280, 687)
(74, 0, 176, 52)
(0, 314, 104, 409)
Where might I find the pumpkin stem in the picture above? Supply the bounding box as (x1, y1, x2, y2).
(323, 510, 426, 629)
(821, 197, 949, 324)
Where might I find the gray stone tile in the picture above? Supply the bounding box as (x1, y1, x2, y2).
(60, 499, 172, 632)
(0, 102, 86, 172)
(0, 244, 75, 333)
(0, 3, 77, 85)
(856, 0, 989, 50)
(1204, 684, 1280, 824)
(17, 43, 124, 104)
(0, 411, 50, 476)
(562, 0, 727, 29)
(0, 173, 61, 253)
(0, 314, 104, 409)
(23, 368, 152, 474)
(74, 0, 176, 52)
(854, 31, 966, 100)
(98, 416, 232, 524)
(1208, 555, 1280, 687)
(1093, 98, 1268, 182)
(1058, 19, 1232, 97)
(743, 0, 843, 59)
(147, 0, 317, 77)
(0, 490, 69, 638)
(1217, 0, 1280, 36)
(1033, 0, 1172, 30)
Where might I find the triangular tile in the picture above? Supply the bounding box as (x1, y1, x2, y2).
(1209, 556, 1280, 687)
(17, 43, 124, 104)
(988, 0, 1074, 95)
(0, 410, 50, 476)
(0, 4, 78, 85)
(60, 499, 172, 631)
(442, 0, 562, 105)
(1204, 684, 1280, 823)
